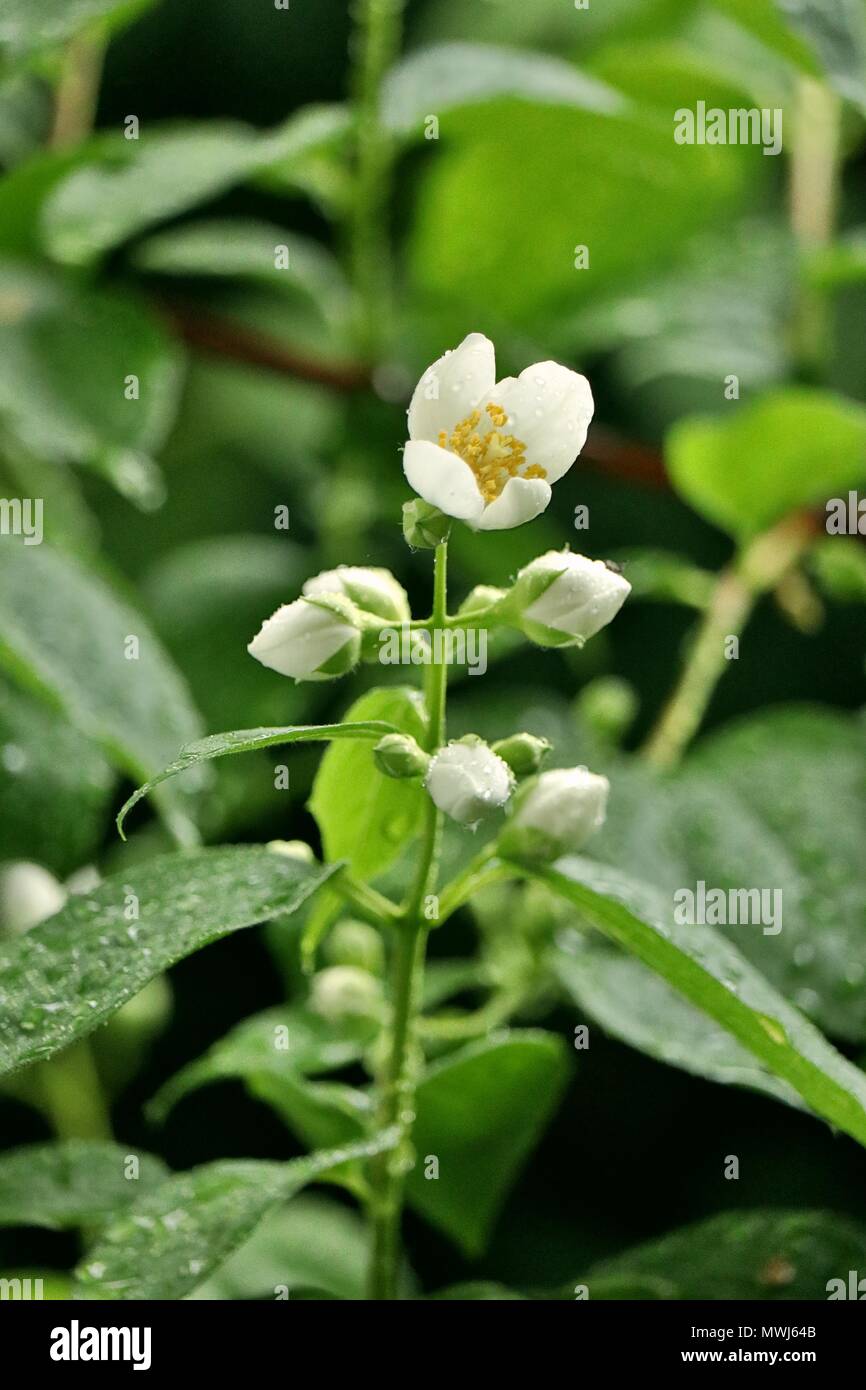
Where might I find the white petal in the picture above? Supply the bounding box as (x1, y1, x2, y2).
(475, 475, 551, 531)
(248, 600, 355, 679)
(403, 439, 485, 524)
(407, 333, 496, 443)
(481, 361, 594, 483)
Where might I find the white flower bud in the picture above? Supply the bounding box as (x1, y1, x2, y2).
(0, 861, 66, 935)
(267, 840, 316, 863)
(512, 551, 630, 648)
(303, 566, 410, 624)
(424, 736, 514, 826)
(310, 965, 383, 1022)
(324, 919, 385, 974)
(248, 594, 361, 682)
(499, 767, 609, 863)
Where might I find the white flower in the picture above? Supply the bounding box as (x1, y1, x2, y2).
(248, 594, 361, 681)
(500, 767, 609, 863)
(303, 565, 410, 624)
(424, 737, 514, 826)
(513, 550, 630, 647)
(310, 965, 382, 1022)
(0, 861, 66, 935)
(403, 332, 593, 531)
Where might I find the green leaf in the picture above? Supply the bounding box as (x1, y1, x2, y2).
(408, 98, 749, 336)
(248, 1073, 370, 1153)
(191, 1194, 401, 1300)
(0, 0, 154, 62)
(309, 687, 428, 879)
(714, 0, 866, 108)
(0, 540, 202, 836)
(147, 1004, 376, 1124)
(666, 389, 866, 539)
(132, 219, 349, 327)
(117, 720, 402, 838)
(406, 1030, 569, 1256)
(553, 934, 801, 1107)
(810, 535, 866, 601)
(381, 42, 624, 136)
(42, 111, 351, 267)
(529, 857, 866, 1147)
(0, 847, 338, 1078)
(74, 1131, 397, 1300)
(0, 259, 183, 506)
(0, 1141, 167, 1230)
(577, 1208, 866, 1300)
(0, 678, 114, 877)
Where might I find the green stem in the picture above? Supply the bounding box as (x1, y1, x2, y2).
(367, 542, 448, 1299)
(348, 0, 406, 359)
(332, 869, 402, 926)
(641, 516, 816, 770)
(36, 1042, 112, 1141)
(788, 77, 842, 379)
(50, 29, 106, 149)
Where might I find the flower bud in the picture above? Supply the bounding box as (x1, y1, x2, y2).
(267, 839, 316, 863)
(303, 565, 410, 625)
(511, 551, 630, 648)
(248, 594, 361, 682)
(576, 676, 637, 745)
(491, 731, 552, 778)
(402, 499, 452, 550)
(458, 585, 508, 619)
(373, 732, 430, 780)
(498, 767, 609, 863)
(324, 919, 385, 974)
(310, 965, 383, 1022)
(424, 735, 514, 826)
(0, 862, 66, 935)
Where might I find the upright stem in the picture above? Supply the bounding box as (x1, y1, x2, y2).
(50, 30, 106, 149)
(641, 516, 816, 771)
(36, 1042, 112, 1141)
(788, 77, 842, 378)
(367, 542, 448, 1299)
(348, 0, 405, 358)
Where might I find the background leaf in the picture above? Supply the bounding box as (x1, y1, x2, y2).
(0, 847, 338, 1077)
(406, 1030, 569, 1255)
(0, 1141, 167, 1230)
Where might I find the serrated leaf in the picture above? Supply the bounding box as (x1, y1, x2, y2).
(117, 720, 401, 837)
(406, 1030, 569, 1256)
(0, 847, 338, 1078)
(577, 1208, 866, 1300)
(0, 1141, 167, 1230)
(0, 259, 183, 505)
(529, 857, 866, 1147)
(381, 42, 624, 136)
(0, 540, 202, 836)
(309, 687, 428, 879)
(74, 1131, 397, 1300)
(0, 678, 113, 876)
(666, 389, 866, 539)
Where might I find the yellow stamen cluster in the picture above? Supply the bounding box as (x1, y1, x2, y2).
(439, 403, 545, 503)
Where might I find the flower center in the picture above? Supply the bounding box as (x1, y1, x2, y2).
(439, 403, 545, 503)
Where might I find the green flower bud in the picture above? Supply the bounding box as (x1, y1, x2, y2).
(576, 676, 638, 745)
(324, 919, 385, 974)
(491, 732, 552, 778)
(402, 499, 452, 550)
(373, 732, 431, 780)
(310, 965, 383, 1022)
